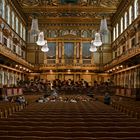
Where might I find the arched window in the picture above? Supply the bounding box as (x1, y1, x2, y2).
(7, 5, 10, 24)
(134, 0, 138, 19)
(113, 27, 116, 41)
(12, 11, 15, 29)
(129, 6, 132, 25)
(5, 5, 8, 22)
(61, 30, 69, 36)
(0, 0, 2, 17)
(0, 0, 5, 19)
(50, 30, 56, 37)
(116, 24, 119, 38)
(16, 17, 19, 34)
(20, 23, 22, 38)
(120, 17, 123, 34)
(82, 30, 88, 38)
(23, 27, 26, 40)
(124, 12, 127, 29)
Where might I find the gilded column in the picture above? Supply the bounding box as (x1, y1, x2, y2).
(91, 42, 94, 65)
(135, 24, 139, 46)
(35, 45, 39, 65)
(44, 52, 47, 64)
(62, 42, 65, 64)
(128, 71, 131, 88)
(79, 41, 82, 64)
(127, 32, 131, 50)
(124, 72, 127, 87)
(56, 41, 59, 64)
(58, 42, 62, 63)
(134, 69, 137, 88)
(1, 68, 4, 87)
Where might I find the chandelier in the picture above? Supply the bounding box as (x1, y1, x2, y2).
(100, 18, 108, 35)
(36, 32, 46, 46)
(89, 46, 97, 52)
(90, 17, 108, 52)
(93, 32, 102, 47)
(30, 16, 49, 52)
(41, 41, 49, 52)
(89, 41, 97, 52)
(30, 18, 39, 36)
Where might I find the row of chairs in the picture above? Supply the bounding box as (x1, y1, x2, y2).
(111, 100, 140, 119)
(0, 94, 140, 139)
(0, 103, 27, 118)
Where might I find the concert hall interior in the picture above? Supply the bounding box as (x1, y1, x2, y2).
(0, 0, 140, 139)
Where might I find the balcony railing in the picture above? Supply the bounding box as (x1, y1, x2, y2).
(0, 43, 34, 69)
(47, 59, 56, 64)
(65, 59, 74, 65)
(104, 44, 140, 70)
(83, 59, 91, 64)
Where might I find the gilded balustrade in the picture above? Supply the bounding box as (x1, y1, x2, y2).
(104, 44, 140, 70)
(39, 65, 97, 71)
(0, 43, 34, 69)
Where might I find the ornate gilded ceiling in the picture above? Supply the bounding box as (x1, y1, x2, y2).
(16, 0, 121, 8)
(13, 0, 122, 28)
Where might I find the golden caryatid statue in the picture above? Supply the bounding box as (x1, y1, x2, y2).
(80, 0, 88, 6)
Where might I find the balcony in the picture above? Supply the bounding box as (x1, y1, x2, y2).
(37, 59, 97, 71)
(0, 43, 34, 69)
(104, 43, 140, 70)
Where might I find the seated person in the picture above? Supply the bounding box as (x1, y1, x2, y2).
(51, 86, 58, 97)
(9, 97, 14, 102)
(15, 96, 27, 104)
(70, 98, 77, 103)
(4, 95, 9, 102)
(37, 97, 44, 103)
(104, 92, 111, 105)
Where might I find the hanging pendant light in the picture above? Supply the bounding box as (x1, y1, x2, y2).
(93, 32, 102, 47)
(89, 46, 97, 52)
(36, 32, 45, 46)
(41, 45, 49, 52)
(31, 18, 39, 36)
(100, 18, 108, 35)
(41, 41, 49, 52)
(89, 41, 97, 52)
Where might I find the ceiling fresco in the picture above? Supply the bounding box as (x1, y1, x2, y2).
(16, 0, 121, 7)
(13, 0, 123, 26)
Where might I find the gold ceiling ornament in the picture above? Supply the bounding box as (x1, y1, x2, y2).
(18, 0, 39, 7)
(15, 0, 121, 8)
(3, 28, 10, 37)
(100, 0, 121, 8)
(13, 37, 20, 44)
